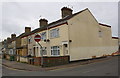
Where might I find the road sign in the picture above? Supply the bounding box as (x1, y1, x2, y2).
(34, 34, 41, 42)
(34, 34, 44, 67)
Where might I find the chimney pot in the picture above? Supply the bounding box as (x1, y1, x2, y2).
(7, 37, 11, 43)
(11, 34, 16, 39)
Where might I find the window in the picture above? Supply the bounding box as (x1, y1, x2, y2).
(99, 30, 102, 37)
(28, 38, 31, 44)
(41, 32, 46, 40)
(28, 37, 32, 44)
(64, 44, 68, 47)
(50, 28, 59, 38)
(29, 49, 32, 55)
(9, 49, 13, 55)
(42, 47, 47, 55)
(51, 46, 60, 56)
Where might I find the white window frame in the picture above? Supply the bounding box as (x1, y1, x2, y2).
(99, 30, 102, 37)
(51, 46, 60, 56)
(28, 36, 32, 44)
(42, 47, 47, 55)
(41, 32, 46, 40)
(50, 28, 59, 38)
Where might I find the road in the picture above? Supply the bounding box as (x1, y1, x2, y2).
(2, 56, 119, 76)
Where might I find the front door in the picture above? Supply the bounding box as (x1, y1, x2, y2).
(63, 44, 68, 55)
(33, 47, 35, 56)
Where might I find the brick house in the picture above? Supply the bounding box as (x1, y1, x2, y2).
(16, 27, 31, 62)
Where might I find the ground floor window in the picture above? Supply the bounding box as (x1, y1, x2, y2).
(42, 47, 47, 55)
(9, 49, 13, 55)
(51, 46, 60, 56)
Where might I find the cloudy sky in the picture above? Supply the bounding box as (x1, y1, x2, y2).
(0, 1, 119, 41)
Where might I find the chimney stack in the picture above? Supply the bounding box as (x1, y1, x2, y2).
(2, 41, 4, 45)
(39, 18, 48, 28)
(4, 39, 7, 43)
(3, 39, 7, 45)
(7, 37, 11, 43)
(25, 27, 31, 33)
(11, 34, 16, 39)
(61, 7, 73, 18)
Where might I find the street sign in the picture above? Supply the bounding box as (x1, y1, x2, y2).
(34, 34, 41, 42)
(34, 34, 44, 67)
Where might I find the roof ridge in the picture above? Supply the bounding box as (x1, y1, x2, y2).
(99, 23, 111, 28)
(112, 37, 119, 39)
(48, 8, 88, 26)
(20, 8, 88, 38)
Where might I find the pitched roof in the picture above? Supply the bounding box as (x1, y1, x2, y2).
(47, 8, 88, 27)
(112, 37, 119, 39)
(17, 33, 25, 38)
(99, 23, 111, 28)
(21, 8, 88, 38)
(12, 8, 113, 39)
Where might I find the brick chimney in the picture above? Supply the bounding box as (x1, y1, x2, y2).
(4, 39, 7, 43)
(7, 37, 11, 43)
(11, 34, 16, 39)
(2, 40, 4, 45)
(39, 18, 48, 28)
(61, 7, 73, 18)
(25, 27, 31, 33)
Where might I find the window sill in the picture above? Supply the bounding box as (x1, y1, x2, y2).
(50, 55, 60, 57)
(50, 36, 60, 39)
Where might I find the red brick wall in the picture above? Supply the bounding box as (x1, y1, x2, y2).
(28, 56, 70, 67)
(43, 56, 70, 67)
(6, 54, 10, 60)
(33, 57, 41, 66)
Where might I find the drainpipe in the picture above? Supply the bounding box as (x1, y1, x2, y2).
(47, 27, 50, 56)
(118, 38, 120, 52)
(67, 21, 70, 62)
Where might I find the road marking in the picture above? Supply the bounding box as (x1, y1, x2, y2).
(49, 64, 83, 71)
(2, 65, 31, 72)
(49, 67, 69, 71)
(83, 69, 96, 73)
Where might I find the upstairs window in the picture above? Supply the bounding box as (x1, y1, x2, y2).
(21, 38, 26, 46)
(28, 37, 32, 44)
(99, 30, 102, 37)
(50, 28, 59, 38)
(41, 32, 46, 40)
(51, 46, 60, 56)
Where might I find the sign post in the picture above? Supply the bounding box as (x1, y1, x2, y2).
(34, 34, 44, 67)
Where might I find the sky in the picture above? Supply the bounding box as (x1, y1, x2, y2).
(0, 1, 119, 41)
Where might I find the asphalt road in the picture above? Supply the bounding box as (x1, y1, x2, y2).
(2, 56, 119, 76)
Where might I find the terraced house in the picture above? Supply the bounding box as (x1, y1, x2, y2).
(16, 7, 118, 67)
(2, 34, 16, 60)
(2, 7, 118, 67)
(16, 27, 31, 62)
(8, 34, 16, 56)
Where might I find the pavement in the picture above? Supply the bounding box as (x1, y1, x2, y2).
(1, 56, 114, 71)
(2, 59, 45, 71)
(2, 56, 119, 76)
